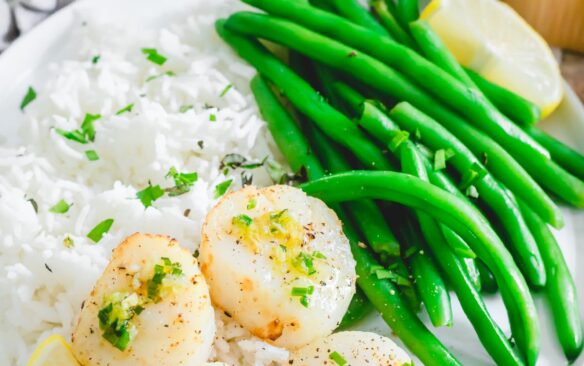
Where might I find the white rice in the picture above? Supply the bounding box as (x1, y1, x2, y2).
(0, 1, 291, 364)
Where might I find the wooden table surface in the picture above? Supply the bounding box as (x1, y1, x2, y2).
(562, 51, 584, 104)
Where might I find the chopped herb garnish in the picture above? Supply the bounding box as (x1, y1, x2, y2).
(291, 286, 314, 308)
(209, 113, 216, 122)
(241, 171, 253, 186)
(115, 103, 134, 115)
(27, 198, 38, 213)
(459, 162, 488, 190)
(179, 105, 193, 113)
(214, 179, 232, 199)
(87, 218, 114, 243)
(265, 158, 302, 185)
(165, 167, 198, 196)
(92, 55, 100, 64)
(292, 252, 317, 276)
(388, 130, 409, 152)
(219, 83, 233, 97)
(56, 113, 101, 144)
(49, 199, 71, 214)
(55, 128, 87, 144)
(136, 184, 165, 208)
(434, 149, 446, 170)
(85, 150, 99, 161)
(246, 198, 256, 210)
(232, 214, 253, 227)
(329, 351, 347, 366)
(312, 251, 327, 260)
(20, 86, 37, 111)
(63, 235, 74, 248)
(98, 292, 143, 351)
(146, 257, 183, 302)
(369, 265, 412, 286)
(220, 153, 246, 169)
(141, 48, 167, 66)
(197, 140, 204, 149)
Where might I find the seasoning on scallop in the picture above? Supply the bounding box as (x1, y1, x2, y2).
(199, 185, 357, 349)
(71, 233, 215, 365)
(289, 331, 412, 365)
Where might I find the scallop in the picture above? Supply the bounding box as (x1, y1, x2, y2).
(200, 185, 356, 349)
(289, 331, 412, 365)
(71, 233, 215, 365)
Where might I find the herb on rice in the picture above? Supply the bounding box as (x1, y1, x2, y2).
(115, 103, 134, 115)
(214, 179, 232, 199)
(136, 184, 165, 208)
(27, 198, 38, 213)
(141, 48, 167, 66)
(49, 199, 71, 214)
(165, 167, 198, 196)
(20, 86, 37, 111)
(85, 150, 99, 161)
(179, 105, 193, 113)
(92, 55, 101, 64)
(209, 113, 216, 122)
(87, 218, 114, 243)
(55, 113, 101, 144)
(145, 70, 175, 82)
(197, 140, 204, 149)
(219, 83, 233, 97)
(63, 235, 75, 248)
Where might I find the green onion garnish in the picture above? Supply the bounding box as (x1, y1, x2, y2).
(49, 199, 71, 214)
(136, 184, 165, 208)
(85, 150, 99, 161)
(232, 214, 253, 226)
(87, 218, 114, 243)
(291, 286, 315, 308)
(329, 351, 347, 366)
(214, 179, 232, 199)
(20, 86, 37, 111)
(141, 48, 167, 66)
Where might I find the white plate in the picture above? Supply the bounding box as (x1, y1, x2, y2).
(0, 0, 582, 365)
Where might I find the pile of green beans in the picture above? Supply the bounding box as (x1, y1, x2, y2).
(218, 0, 584, 364)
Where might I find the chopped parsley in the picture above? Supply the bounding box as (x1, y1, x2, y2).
(165, 167, 198, 196)
(85, 150, 99, 161)
(246, 198, 256, 210)
(145, 70, 175, 82)
(49, 199, 71, 214)
(141, 48, 167, 66)
(146, 257, 183, 302)
(232, 214, 253, 227)
(388, 130, 409, 152)
(87, 218, 114, 243)
(214, 179, 232, 199)
(55, 113, 101, 144)
(92, 55, 100, 64)
(209, 113, 216, 122)
(329, 351, 347, 366)
(98, 292, 143, 351)
(291, 286, 314, 308)
(219, 83, 233, 97)
(179, 105, 193, 113)
(20, 86, 37, 111)
(136, 184, 165, 208)
(115, 103, 134, 115)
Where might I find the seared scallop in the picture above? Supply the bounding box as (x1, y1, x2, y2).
(289, 331, 411, 365)
(71, 233, 215, 365)
(200, 185, 356, 349)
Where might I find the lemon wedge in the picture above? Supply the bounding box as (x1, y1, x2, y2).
(421, 0, 563, 118)
(27, 335, 80, 366)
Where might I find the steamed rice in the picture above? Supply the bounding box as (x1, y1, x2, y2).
(0, 1, 291, 364)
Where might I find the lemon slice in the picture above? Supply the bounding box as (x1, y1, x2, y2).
(421, 0, 563, 118)
(27, 335, 80, 366)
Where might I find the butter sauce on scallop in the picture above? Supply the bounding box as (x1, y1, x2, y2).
(200, 185, 357, 349)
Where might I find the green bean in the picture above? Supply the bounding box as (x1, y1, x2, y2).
(524, 125, 584, 181)
(370, 0, 417, 49)
(337, 207, 462, 366)
(477, 260, 498, 294)
(396, 0, 420, 26)
(216, 19, 393, 172)
(389, 102, 546, 287)
(235, 3, 551, 165)
(250, 75, 324, 180)
(223, 9, 570, 223)
(519, 200, 584, 361)
(465, 68, 540, 126)
(409, 20, 474, 86)
(317, 0, 390, 37)
(418, 213, 524, 366)
(400, 147, 453, 328)
(338, 286, 375, 329)
(300, 171, 539, 365)
(461, 257, 482, 292)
